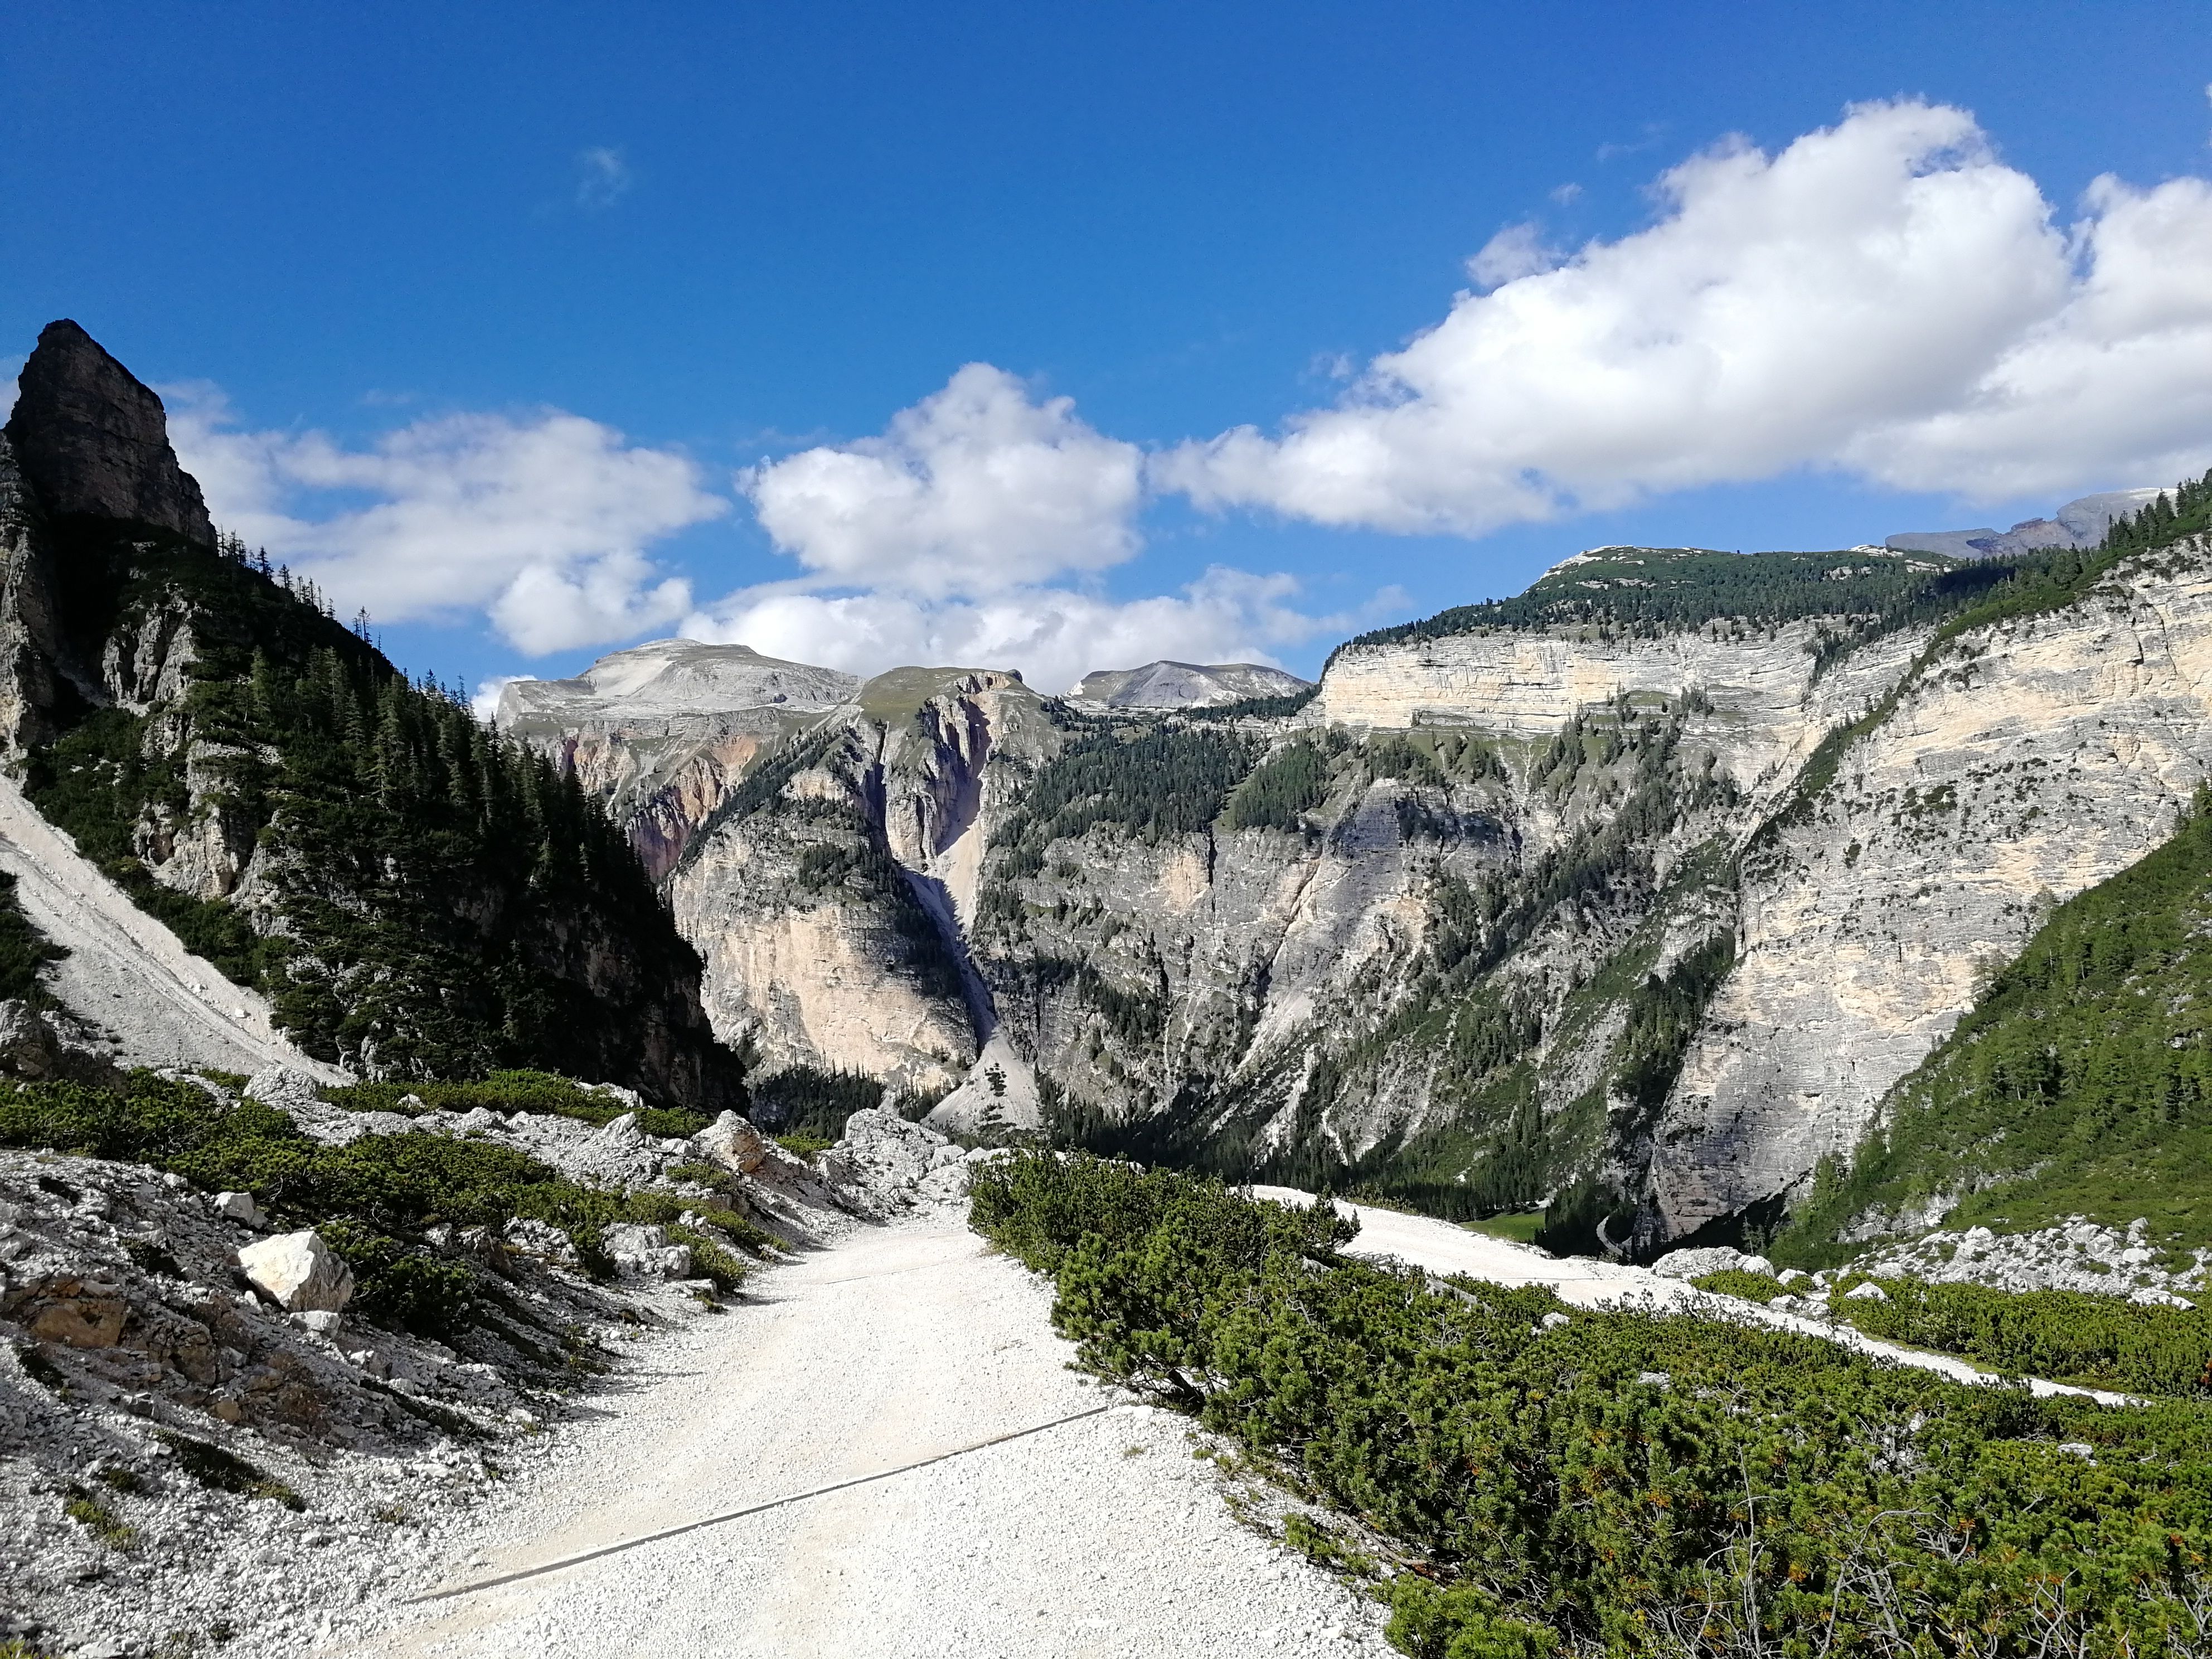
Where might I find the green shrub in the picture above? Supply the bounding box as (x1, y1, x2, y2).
(973, 1153, 2212, 1659)
(1688, 1268, 1787, 1303)
(63, 1486, 135, 1548)
(1826, 1275, 2212, 1396)
(315, 1221, 477, 1340)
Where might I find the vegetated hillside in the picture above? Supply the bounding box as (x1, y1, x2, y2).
(1778, 788, 2212, 1261)
(0, 320, 740, 1108)
(974, 1153, 2212, 1659)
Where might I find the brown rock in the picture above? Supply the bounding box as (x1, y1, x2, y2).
(5, 319, 214, 545)
(27, 1291, 127, 1348)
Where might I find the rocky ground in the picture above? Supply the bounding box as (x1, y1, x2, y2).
(0, 1075, 974, 1657)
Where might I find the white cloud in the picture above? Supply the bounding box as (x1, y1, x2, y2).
(1467, 222, 1558, 288)
(169, 390, 727, 654)
(1156, 99, 2212, 532)
(682, 567, 1376, 695)
(742, 363, 1144, 598)
(575, 146, 633, 210)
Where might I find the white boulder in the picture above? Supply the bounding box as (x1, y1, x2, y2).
(601, 1223, 693, 1280)
(1651, 1245, 1773, 1280)
(238, 1230, 355, 1313)
(1845, 1280, 1889, 1302)
(695, 1111, 771, 1175)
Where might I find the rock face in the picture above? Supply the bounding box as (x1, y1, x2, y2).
(1655, 539, 2212, 1240)
(1070, 660, 1312, 709)
(496, 639, 861, 878)
(517, 530, 2212, 1257)
(0, 322, 743, 1109)
(4, 319, 213, 545)
(659, 667, 1052, 1090)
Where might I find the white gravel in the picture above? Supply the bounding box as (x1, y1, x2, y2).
(337, 1215, 1394, 1659)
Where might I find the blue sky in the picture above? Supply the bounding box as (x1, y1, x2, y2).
(7, 2, 2212, 697)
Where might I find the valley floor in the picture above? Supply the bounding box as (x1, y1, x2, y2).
(334, 1213, 1395, 1659)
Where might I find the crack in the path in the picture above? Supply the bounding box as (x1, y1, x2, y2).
(409, 1403, 1117, 1603)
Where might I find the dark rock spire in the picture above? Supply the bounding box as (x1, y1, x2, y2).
(5, 319, 215, 546)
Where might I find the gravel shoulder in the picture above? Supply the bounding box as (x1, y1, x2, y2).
(339, 1212, 1394, 1659)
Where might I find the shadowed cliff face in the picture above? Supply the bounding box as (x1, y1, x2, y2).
(5, 319, 214, 546)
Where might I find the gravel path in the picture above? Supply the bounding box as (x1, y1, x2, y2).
(341, 1215, 1393, 1659)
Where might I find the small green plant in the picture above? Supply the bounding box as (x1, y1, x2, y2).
(64, 1485, 136, 1548)
(94, 1467, 144, 1494)
(1282, 1512, 1376, 1579)
(774, 1133, 833, 1158)
(156, 1430, 304, 1510)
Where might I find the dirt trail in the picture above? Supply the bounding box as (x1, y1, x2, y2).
(344, 1216, 1393, 1659)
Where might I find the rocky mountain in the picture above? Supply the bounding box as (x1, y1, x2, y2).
(497, 639, 859, 879)
(511, 502, 2212, 1259)
(0, 320, 740, 1110)
(1886, 486, 2166, 560)
(1068, 659, 1312, 710)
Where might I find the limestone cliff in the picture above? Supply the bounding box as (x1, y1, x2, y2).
(520, 529, 2212, 1254)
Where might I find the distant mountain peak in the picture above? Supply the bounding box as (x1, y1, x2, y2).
(1885, 487, 2167, 561)
(1069, 660, 1312, 710)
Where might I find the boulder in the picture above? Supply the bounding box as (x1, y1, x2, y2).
(244, 1065, 324, 1116)
(238, 1230, 354, 1313)
(212, 1191, 264, 1228)
(502, 1218, 580, 1266)
(4, 319, 215, 544)
(694, 1111, 771, 1175)
(601, 1223, 692, 1280)
(1650, 1245, 1773, 1280)
(0, 1000, 122, 1087)
(24, 1280, 127, 1348)
(1845, 1280, 1889, 1303)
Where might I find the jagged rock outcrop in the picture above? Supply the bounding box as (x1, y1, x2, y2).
(4, 319, 213, 545)
(496, 639, 860, 878)
(1886, 487, 2164, 560)
(662, 668, 1052, 1090)
(1070, 659, 1311, 709)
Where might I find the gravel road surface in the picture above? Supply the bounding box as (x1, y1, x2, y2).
(343, 1215, 1394, 1659)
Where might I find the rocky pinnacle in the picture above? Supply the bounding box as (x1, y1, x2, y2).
(4, 318, 214, 546)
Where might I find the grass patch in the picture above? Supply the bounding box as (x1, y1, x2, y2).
(1461, 1211, 1544, 1245)
(156, 1430, 304, 1509)
(63, 1485, 135, 1547)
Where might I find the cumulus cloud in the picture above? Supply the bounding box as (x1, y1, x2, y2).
(575, 146, 633, 210)
(169, 391, 726, 654)
(1156, 99, 2212, 532)
(682, 566, 1372, 695)
(742, 363, 1145, 598)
